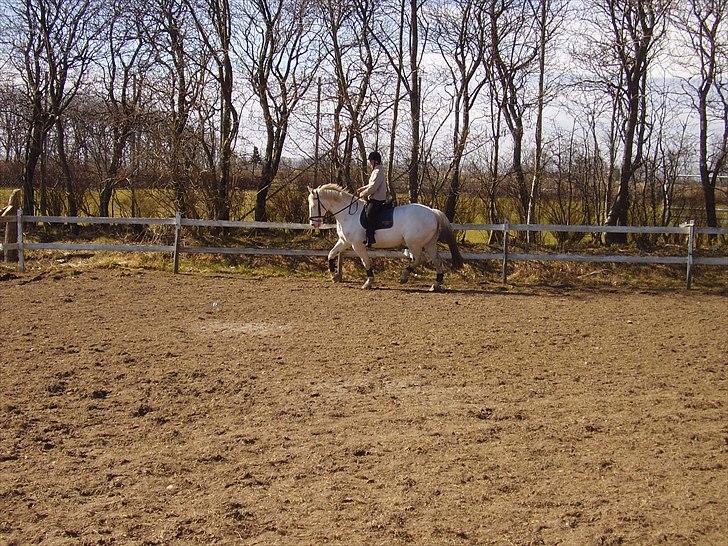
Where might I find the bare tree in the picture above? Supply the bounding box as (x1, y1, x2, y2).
(320, 0, 381, 188)
(0, 85, 27, 163)
(526, 0, 566, 236)
(374, 0, 429, 202)
(406, 0, 425, 202)
(185, 0, 240, 221)
(674, 0, 728, 227)
(486, 76, 504, 228)
(3, 0, 101, 215)
(582, 0, 671, 242)
(431, 0, 489, 221)
(373, 0, 405, 201)
(240, 0, 320, 221)
(568, 92, 618, 226)
(145, 0, 208, 213)
(634, 83, 691, 228)
(488, 0, 540, 223)
(95, 0, 150, 217)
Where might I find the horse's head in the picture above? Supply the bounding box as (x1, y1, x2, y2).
(307, 186, 324, 228)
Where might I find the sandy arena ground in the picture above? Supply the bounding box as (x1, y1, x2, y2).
(1, 268, 726, 545)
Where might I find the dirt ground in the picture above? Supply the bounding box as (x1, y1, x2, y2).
(0, 268, 726, 545)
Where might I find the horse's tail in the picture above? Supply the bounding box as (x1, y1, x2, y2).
(433, 209, 464, 270)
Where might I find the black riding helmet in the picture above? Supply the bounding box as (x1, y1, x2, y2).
(368, 151, 382, 163)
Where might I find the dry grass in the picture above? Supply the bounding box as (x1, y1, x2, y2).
(3, 242, 726, 293)
(2, 215, 725, 290)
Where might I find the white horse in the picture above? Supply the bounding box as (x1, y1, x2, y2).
(308, 184, 463, 291)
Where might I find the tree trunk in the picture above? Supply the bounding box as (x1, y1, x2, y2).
(342, 130, 355, 190)
(99, 185, 113, 218)
(444, 161, 461, 221)
(387, 85, 400, 204)
(408, 0, 420, 203)
(55, 118, 78, 219)
(698, 87, 718, 227)
(445, 91, 466, 222)
(605, 88, 640, 243)
(445, 88, 471, 222)
(388, 3, 404, 206)
(333, 99, 344, 186)
(702, 179, 717, 228)
(99, 135, 125, 218)
(527, 0, 548, 242)
(218, 88, 232, 222)
(216, 41, 237, 222)
(174, 172, 186, 214)
(21, 121, 44, 215)
(255, 164, 273, 222)
(513, 124, 528, 220)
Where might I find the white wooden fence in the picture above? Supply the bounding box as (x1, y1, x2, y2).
(2, 210, 727, 288)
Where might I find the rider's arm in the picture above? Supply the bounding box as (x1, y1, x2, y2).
(358, 168, 381, 198)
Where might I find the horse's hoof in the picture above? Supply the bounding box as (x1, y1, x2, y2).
(331, 273, 342, 283)
(362, 278, 373, 290)
(429, 283, 443, 293)
(399, 274, 409, 284)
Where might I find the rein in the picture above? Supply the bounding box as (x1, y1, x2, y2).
(309, 191, 360, 222)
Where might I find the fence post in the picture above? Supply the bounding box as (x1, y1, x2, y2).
(686, 220, 695, 289)
(501, 220, 509, 283)
(17, 208, 24, 273)
(173, 212, 182, 274)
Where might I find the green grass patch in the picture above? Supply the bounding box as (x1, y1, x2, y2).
(0, 188, 14, 208)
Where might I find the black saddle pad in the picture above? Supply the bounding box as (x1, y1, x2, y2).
(360, 202, 395, 231)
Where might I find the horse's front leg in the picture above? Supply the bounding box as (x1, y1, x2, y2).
(327, 238, 347, 283)
(352, 242, 374, 289)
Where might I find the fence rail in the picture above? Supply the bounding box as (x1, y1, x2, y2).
(4, 213, 727, 235)
(2, 210, 727, 288)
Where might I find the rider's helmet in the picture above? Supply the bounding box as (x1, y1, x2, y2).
(368, 151, 382, 163)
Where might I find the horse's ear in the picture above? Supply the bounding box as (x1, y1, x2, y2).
(307, 186, 313, 193)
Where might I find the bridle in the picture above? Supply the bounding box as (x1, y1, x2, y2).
(309, 190, 360, 223)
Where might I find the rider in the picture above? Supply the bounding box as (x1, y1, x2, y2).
(356, 151, 387, 248)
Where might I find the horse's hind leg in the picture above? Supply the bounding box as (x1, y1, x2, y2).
(425, 240, 445, 292)
(400, 247, 424, 284)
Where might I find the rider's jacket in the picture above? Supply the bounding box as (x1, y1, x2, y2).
(359, 166, 387, 201)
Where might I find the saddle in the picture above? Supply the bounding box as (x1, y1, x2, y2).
(360, 201, 396, 231)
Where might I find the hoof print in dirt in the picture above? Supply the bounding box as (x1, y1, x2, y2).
(132, 403, 153, 417)
(35, 438, 55, 451)
(47, 382, 66, 395)
(471, 407, 495, 420)
(89, 389, 110, 399)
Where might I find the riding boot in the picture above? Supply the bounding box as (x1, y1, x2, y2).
(365, 227, 375, 248)
(364, 199, 382, 248)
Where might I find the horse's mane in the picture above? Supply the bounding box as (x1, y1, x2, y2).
(317, 183, 355, 199)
